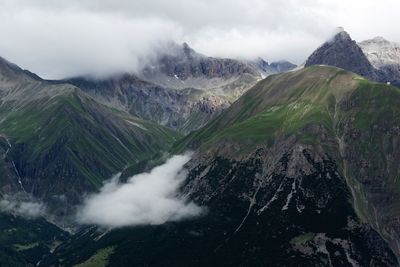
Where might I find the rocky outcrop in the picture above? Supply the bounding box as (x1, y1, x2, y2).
(305, 29, 400, 87)
(305, 29, 379, 81)
(139, 42, 261, 90)
(359, 37, 400, 86)
(47, 144, 398, 266)
(65, 43, 296, 134)
(252, 58, 297, 77)
(176, 66, 400, 262)
(65, 74, 231, 133)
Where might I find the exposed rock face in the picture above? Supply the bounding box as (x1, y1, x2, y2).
(0, 57, 178, 219)
(176, 66, 400, 262)
(252, 58, 297, 77)
(359, 37, 400, 68)
(46, 66, 400, 266)
(47, 144, 398, 266)
(140, 42, 261, 90)
(359, 37, 400, 86)
(65, 74, 231, 133)
(66, 43, 296, 133)
(305, 30, 400, 87)
(305, 30, 379, 81)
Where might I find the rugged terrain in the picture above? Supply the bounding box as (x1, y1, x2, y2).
(1, 35, 400, 266)
(66, 43, 296, 133)
(44, 66, 400, 266)
(305, 28, 400, 87)
(359, 36, 400, 86)
(0, 56, 179, 218)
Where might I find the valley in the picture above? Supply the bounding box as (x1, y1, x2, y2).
(1, 26, 400, 266)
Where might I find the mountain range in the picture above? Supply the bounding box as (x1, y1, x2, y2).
(1, 31, 400, 266)
(64, 43, 296, 133)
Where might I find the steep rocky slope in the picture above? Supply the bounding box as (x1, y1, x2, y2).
(305, 30, 379, 81)
(65, 74, 232, 134)
(139, 42, 261, 90)
(305, 29, 400, 87)
(46, 66, 400, 266)
(65, 43, 296, 133)
(0, 56, 179, 217)
(359, 37, 400, 86)
(177, 65, 400, 261)
(251, 58, 297, 78)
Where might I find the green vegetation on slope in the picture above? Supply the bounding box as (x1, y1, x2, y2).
(0, 214, 68, 266)
(0, 86, 180, 211)
(174, 66, 357, 153)
(74, 247, 115, 267)
(174, 65, 400, 258)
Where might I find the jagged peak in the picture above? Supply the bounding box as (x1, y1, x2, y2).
(330, 27, 352, 42)
(181, 42, 197, 57)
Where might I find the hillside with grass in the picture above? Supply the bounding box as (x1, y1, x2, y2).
(0, 57, 180, 217)
(46, 66, 400, 266)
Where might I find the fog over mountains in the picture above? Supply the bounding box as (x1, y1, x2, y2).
(1, 1, 400, 266)
(1, 0, 400, 79)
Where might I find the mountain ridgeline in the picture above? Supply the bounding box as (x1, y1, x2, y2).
(1, 35, 400, 266)
(65, 43, 296, 133)
(0, 56, 179, 218)
(44, 66, 400, 266)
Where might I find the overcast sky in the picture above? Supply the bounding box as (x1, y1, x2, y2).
(0, 0, 399, 79)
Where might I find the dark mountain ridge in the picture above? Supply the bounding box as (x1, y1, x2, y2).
(63, 43, 296, 133)
(0, 56, 179, 221)
(305, 29, 400, 87)
(46, 66, 400, 266)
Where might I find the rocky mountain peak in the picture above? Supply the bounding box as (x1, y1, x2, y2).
(181, 42, 196, 57)
(305, 29, 378, 80)
(331, 28, 352, 42)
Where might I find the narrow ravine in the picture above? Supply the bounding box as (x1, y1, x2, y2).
(1, 135, 26, 192)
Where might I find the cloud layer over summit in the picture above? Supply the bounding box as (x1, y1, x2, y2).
(1, 0, 400, 78)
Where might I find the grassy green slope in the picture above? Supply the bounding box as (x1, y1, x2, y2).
(0, 86, 180, 208)
(175, 66, 362, 152)
(39, 66, 400, 266)
(174, 65, 400, 257)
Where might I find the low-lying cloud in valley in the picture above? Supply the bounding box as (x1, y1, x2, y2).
(0, 196, 46, 218)
(77, 154, 203, 228)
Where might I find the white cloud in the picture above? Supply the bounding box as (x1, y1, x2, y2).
(0, 5, 181, 79)
(0, 197, 46, 218)
(77, 154, 203, 228)
(0, 0, 399, 78)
